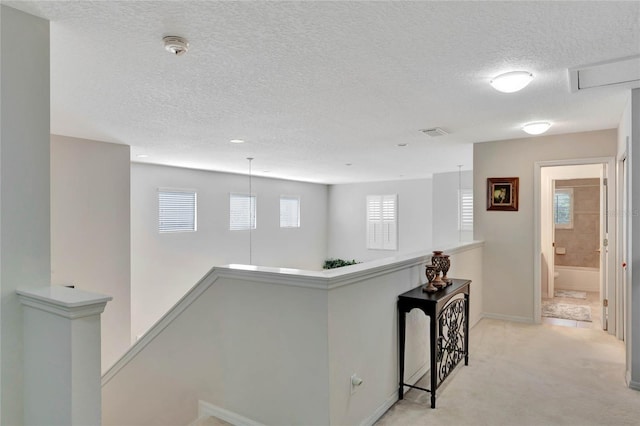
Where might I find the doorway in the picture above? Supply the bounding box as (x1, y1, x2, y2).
(534, 157, 617, 335)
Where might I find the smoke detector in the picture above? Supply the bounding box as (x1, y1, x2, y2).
(163, 36, 189, 56)
(420, 128, 448, 137)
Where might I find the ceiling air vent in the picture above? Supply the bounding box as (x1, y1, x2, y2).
(420, 128, 448, 137)
(569, 55, 640, 92)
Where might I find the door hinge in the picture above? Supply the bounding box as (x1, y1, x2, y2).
(603, 178, 608, 186)
(603, 299, 608, 307)
(603, 238, 608, 247)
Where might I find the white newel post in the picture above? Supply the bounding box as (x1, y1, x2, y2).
(17, 286, 113, 426)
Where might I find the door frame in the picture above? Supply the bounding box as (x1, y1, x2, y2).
(533, 157, 617, 334)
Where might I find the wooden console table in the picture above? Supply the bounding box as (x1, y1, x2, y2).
(397, 278, 471, 408)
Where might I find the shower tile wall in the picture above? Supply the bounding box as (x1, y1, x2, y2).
(555, 178, 600, 268)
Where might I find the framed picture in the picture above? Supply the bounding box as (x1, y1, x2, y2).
(487, 177, 519, 211)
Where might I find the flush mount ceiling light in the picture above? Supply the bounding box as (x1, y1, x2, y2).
(230, 139, 245, 144)
(163, 36, 189, 56)
(522, 121, 551, 135)
(490, 71, 534, 93)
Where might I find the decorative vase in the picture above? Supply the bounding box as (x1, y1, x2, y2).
(432, 253, 445, 287)
(423, 265, 438, 293)
(441, 255, 451, 284)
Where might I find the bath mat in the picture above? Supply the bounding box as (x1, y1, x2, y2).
(554, 289, 587, 299)
(542, 302, 592, 322)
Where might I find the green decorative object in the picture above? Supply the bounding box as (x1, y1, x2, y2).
(323, 258, 359, 270)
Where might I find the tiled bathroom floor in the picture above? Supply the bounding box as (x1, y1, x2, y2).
(542, 290, 603, 330)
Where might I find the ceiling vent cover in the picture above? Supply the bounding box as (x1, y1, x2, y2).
(569, 55, 640, 92)
(420, 128, 448, 137)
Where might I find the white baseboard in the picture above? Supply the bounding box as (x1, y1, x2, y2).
(360, 362, 429, 426)
(626, 371, 640, 391)
(197, 400, 264, 426)
(360, 392, 397, 426)
(482, 312, 534, 323)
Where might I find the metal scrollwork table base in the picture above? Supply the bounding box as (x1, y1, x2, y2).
(397, 278, 471, 408)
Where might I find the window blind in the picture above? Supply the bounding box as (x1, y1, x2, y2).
(158, 190, 197, 233)
(280, 196, 300, 228)
(554, 188, 573, 229)
(230, 193, 256, 230)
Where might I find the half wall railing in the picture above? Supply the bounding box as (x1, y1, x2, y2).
(102, 241, 484, 425)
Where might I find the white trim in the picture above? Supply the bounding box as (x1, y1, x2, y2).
(102, 241, 485, 385)
(627, 377, 640, 391)
(533, 157, 616, 328)
(360, 362, 429, 426)
(16, 286, 111, 319)
(360, 392, 397, 426)
(482, 312, 534, 324)
(197, 400, 264, 426)
(102, 271, 220, 385)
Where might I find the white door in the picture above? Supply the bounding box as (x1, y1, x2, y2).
(549, 179, 557, 299)
(600, 165, 609, 330)
(619, 155, 628, 340)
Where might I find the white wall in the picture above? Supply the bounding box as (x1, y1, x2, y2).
(103, 242, 483, 426)
(474, 129, 617, 322)
(50, 135, 131, 371)
(131, 163, 328, 338)
(432, 170, 473, 246)
(0, 6, 50, 425)
(103, 268, 331, 426)
(625, 88, 640, 389)
(327, 242, 483, 425)
(327, 179, 433, 263)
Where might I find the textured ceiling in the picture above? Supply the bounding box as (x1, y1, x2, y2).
(5, 1, 640, 184)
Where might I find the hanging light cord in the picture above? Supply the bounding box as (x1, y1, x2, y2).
(247, 157, 254, 265)
(458, 165, 463, 242)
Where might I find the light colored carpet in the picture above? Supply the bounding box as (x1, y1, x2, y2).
(554, 289, 587, 299)
(190, 416, 232, 426)
(376, 319, 640, 426)
(542, 301, 592, 322)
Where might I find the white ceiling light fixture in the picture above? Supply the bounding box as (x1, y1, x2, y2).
(522, 121, 551, 135)
(490, 71, 534, 93)
(163, 36, 189, 56)
(230, 139, 245, 144)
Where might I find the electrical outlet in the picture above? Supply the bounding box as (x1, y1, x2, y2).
(350, 374, 363, 394)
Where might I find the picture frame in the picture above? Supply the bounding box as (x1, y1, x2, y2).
(487, 177, 519, 211)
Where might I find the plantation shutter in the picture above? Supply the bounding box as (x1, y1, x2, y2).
(158, 189, 197, 233)
(367, 194, 397, 250)
(459, 189, 473, 231)
(367, 196, 382, 249)
(280, 196, 300, 228)
(230, 193, 256, 230)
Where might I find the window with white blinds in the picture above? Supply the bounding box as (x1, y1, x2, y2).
(459, 189, 473, 231)
(554, 188, 573, 229)
(158, 189, 197, 233)
(280, 196, 300, 228)
(366, 194, 397, 250)
(230, 193, 256, 230)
